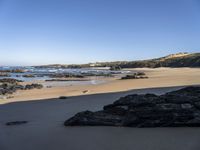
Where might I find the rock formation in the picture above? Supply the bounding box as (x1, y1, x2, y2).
(64, 87, 200, 127)
(121, 72, 148, 79)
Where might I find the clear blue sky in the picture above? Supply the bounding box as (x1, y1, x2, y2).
(0, 0, 199, 65)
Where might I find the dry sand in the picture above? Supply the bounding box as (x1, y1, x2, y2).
(2, 67, 200, 103)
(1, 68, 200, 150)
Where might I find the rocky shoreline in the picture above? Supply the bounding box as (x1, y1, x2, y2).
(0, 78, 43, 98)
(121, 72, 148, 80)
(64, 86, 200, 127)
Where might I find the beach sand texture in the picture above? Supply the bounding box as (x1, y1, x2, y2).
(1, 68, 200, 150)
(2, 67, 200, 103)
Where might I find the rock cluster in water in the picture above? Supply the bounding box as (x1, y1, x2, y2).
(64, 87, 200, 127)
(0, 69, 25, 73)
(49, 73, 85, 78)
(22, 74, 36, 78)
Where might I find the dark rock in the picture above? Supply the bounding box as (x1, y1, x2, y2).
(136, 72, 146, 76)
(0, 81, 24, 95)
(110, 66, 121, 71)
(121, 72, 148, 80)
(0, 69, 25, 73)
(0, 80, 43, 96)
(23, 74, 35, 78)
(59, 96, 68, 99)
(64, 86, 200, 127)
(0, 78, 23, 84)
(24, 84, 43, 90)
(82, 90, 89, 94)
(49, 73, 84, 78)
(64, 111, 124, 126)
(6, 121, 28, 126)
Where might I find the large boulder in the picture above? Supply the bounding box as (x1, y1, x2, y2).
(64, 86, 200, 127)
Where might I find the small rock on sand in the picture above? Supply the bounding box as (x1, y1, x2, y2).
(59, 96, 68, 99)
(82, 90, 89, 94)
(6, 121, 28, 126)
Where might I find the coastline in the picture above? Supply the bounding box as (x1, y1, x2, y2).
(1, 67, 199, 103)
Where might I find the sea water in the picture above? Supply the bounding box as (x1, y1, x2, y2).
(0, 66, 129, 85)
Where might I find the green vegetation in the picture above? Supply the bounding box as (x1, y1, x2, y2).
(93, 53, 200, 68)
(35, 53, 200, 69)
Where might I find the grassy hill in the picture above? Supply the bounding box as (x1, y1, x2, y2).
(35, 52, 200, 68)
(89, 53, 200, 68)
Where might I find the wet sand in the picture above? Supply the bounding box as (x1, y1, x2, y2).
(1, 87, 200, 150)
(1, 68, 200, 150)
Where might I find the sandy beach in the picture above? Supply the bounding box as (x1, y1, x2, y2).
(1, 67, 200, 103)
(1, 0, 200, 149)
(1, 87, 200, 150)
(1, 68, 200, 150)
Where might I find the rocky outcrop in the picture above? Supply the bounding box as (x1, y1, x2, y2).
(24, 84, 43, 90)
(0, 83, 24, 95)
(49, 73, 84, 78)
(110, 66, 121, 71)
(0, 78, 23, 84)
(0, 69, 25, 73)
(121, 72, 148, 79)
(64, 87, 200, 127)
(0, 78, 24, 95)
(45, 79, 90, 82)
(0, 79, 43, 96)
(23, 74, 35, 78)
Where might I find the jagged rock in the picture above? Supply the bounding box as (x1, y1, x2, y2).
(64, 86, 200, 127)
(64, 111, 123, 126)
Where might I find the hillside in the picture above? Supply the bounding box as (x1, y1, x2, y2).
(35, 52, 200, 68)
(89, 52, 200, 68)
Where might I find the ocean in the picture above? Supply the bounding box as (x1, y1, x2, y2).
(0, 66, 129, 83)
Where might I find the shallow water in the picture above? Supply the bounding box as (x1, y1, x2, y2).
(0, 66, 130, 82)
